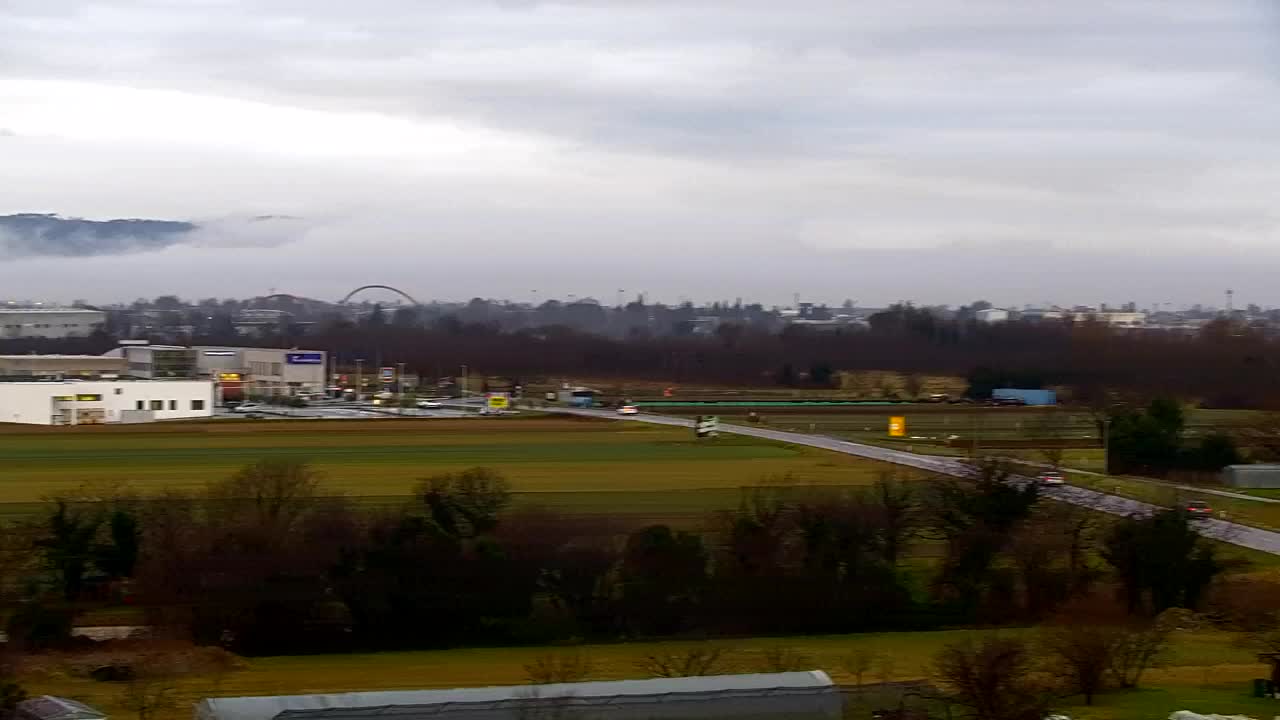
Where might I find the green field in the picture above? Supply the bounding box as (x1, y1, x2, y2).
(0, 417, 911, 516)
(21, 628, 1279, 720)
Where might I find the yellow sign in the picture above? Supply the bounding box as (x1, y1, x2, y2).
(888, 416, 906, 437)
(75, 394, 103, 402)
(218, 373, 243, 382)
(486, 394, 510, 410)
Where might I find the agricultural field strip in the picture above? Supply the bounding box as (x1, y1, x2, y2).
(553, 408, 1280, 556)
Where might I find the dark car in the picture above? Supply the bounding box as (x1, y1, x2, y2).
(1185, 500, 1213, 518)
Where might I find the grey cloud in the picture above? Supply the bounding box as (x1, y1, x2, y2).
(2, 1, 1280, 303)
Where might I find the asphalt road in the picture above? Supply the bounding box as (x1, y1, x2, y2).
(554, 408, 1280, 556)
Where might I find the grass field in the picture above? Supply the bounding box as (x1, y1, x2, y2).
(20, 629, 1279, 720)
(0, 417, 911, 517)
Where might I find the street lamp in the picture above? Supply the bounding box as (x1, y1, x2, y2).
(355, 359, 365, 403)
(397, 361, 407, 414)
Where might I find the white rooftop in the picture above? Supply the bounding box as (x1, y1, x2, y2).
(0, 355, 118, 360)
(0, 307, 104, 313)
(196, 671, 836, 720)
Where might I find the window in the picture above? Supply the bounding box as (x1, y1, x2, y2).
(136, 400, 144, 410)
(192, 399, 206, 411)
(115, 388, 123, 395)
(271, 363, 283, 376)
(149, 400, 163, 411)
(168, 400, 177, 410)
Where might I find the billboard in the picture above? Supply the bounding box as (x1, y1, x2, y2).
(888, 416, 906, 437)
(486, 393, 510, 410)
(286, 352, 325, 365)
(379, 367, 396, 383)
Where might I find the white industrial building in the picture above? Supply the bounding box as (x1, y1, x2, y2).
(975, 308, 1010, 323)
(0, 380, 213, 425)
(0, 307, 106, 339)
(196, 671, 841, 720)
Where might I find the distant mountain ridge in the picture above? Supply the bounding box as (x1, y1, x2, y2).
(0, 213, 197, 258)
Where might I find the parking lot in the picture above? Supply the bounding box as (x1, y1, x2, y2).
(216, 400, 476, 420)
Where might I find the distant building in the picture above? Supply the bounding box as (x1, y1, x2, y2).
(0, 379, 213, 425)
(1019, 307, 1146, 327)
(1223, 464, 1280, 489)
(1075, 311, 1146, 327)
(0, 307, 105, 339)
(975, 308, 1010, 323)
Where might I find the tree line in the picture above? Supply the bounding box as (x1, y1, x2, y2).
(2, 460, 1232, 658)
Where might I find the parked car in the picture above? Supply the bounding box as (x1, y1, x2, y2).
(232, 403, 266, 414)
(1037, 470, 1065, 486)
(416, 399, 443, 409)
(617, 405, 640, 415)
(1185, 500, 1213, 518)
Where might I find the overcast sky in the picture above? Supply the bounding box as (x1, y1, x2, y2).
(3, 1, 1280, 308)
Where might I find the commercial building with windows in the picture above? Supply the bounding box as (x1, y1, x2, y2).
(103, 344, 327, 400)
(194, 346, 327, 399)
(0, 380, 214, 425)
(0, 307, 106, 339)
(109, 344, 199, 379)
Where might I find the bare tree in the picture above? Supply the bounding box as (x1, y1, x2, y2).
(525, 651, 594, 685)
(206, 459, 322, 534)
(933, 636, 1050, 720)
(843, 646, 879, 689)
(758, 647, 809, 673)
(1107, 612, 1177, 689)
(0, 652, 26, 720)
(636, 645, 727, 678)
(1031, 410, 1071, 469)
(1039, 625, 1114, 705)
(119, 647, 239, 720)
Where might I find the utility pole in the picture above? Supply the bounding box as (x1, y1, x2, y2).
(397, 361, 407, 414)
(1102, 416, 1111, 475)
(355, 359, 364, 403)
(460, 364, 468, 400)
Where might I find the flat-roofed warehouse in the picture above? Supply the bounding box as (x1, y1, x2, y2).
(195, 671, 842, 720)
(0, 307, 105, 339)
(0, 354, 126, 379)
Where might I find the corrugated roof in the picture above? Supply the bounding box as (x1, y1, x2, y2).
(16, 695, 107, 720)
(196, 671, 836, 720)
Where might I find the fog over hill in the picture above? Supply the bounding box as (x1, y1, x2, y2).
(0, 214, 303, 259)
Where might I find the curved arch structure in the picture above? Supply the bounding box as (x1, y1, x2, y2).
(260, 293, 302, 303)
(340, 284, 421, 306)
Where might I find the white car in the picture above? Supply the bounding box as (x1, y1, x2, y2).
(232, 403, 265, 414)
(416, 399, 443, 409)
(617, 405, 639, 415)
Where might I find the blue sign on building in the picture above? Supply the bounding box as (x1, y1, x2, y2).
(286, 352, 324, 365)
